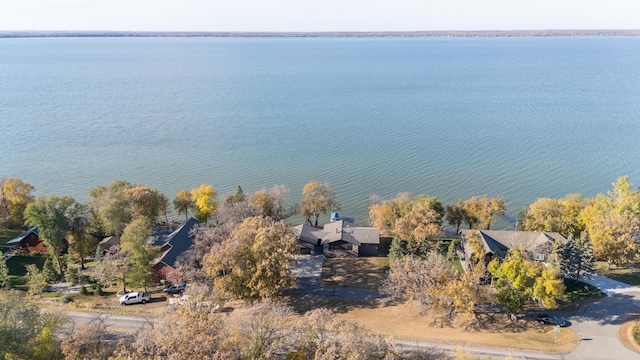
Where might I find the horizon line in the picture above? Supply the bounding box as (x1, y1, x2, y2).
(1, 29, 640, 38)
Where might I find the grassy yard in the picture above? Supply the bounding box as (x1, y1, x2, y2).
(6, 254, 46, 288)
(283, 294, 577, 353)
(595, 261, 640, 287)
(562, 277, 606, 304)
(0, 228, 21, 246)
(321, 257, 389, 290)
(617, 316, 640, 355)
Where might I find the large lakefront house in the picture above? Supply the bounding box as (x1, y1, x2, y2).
(459, 229, 566, 268)
(152, 217, 200, 283)
(294, 217, 380, 257)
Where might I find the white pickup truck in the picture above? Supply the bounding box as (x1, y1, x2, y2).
(119, 292, 151, 306)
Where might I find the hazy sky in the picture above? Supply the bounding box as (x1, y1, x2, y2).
(1, 0, 639, 32)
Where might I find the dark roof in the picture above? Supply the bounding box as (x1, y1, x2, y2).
(461, 229, 565, 254)
(293, 220, 380, 246)
(156, 217, 200, 269)
(6, 227, 38, 245)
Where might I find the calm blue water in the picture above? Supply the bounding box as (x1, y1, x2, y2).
(1, 37, 639, 227)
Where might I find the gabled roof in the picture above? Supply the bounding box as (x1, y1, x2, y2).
(461, 229, 565, 255)
(155, 217, 200, 269)
(6, 227, 38, 245)
(294, 220, 380, 246)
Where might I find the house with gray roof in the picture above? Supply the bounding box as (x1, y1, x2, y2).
(459, 229, 566, 267)
(153, 217, 200, 282)
(293, 219, 380, 257)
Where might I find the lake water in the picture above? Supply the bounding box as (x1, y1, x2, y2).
(1, 36, 639, 228)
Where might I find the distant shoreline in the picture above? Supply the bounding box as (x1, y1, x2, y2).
(2, 29, 640, 38)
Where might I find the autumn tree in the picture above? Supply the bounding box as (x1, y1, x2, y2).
(0, 290, 62, 359)
(301, 181, 340, 227)
(371, 193, 444, 259)
(25, 264, 46, 296)
(0, 251, 10, 289)
(445, 200, 466, 233)
(191, 183, 218, 223)
(580, 177, 640, 269)
(173, 189, 195, 220)
(381, 252, 458, 314)
(292, 307, 397, 360)
(24, 195, 76, 275)
(0, 177, 35, 228)
(94, 246, 131, 293)
(125, 184, 167, 224)
(121, 291, 228, 359)
(226, 302, 295, 359)
(120, 218, 160, 292)
(89, 179, 133, 236)
(488, 250, 564, 315)
(461, 195, 506, 230)
(251, 184, 294, 220)
(522, 195, 585, 237)
(66, 202, 97, 270)
(60, 317, 112, 360)
(203, 216, 298, 302)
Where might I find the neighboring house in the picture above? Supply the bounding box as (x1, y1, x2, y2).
(153, 217, 200, 283)
(459, 229, 566, 267)
(6, 227, 47, 253)
(99, 236, 120, 254)
(293, 219, 380, 257)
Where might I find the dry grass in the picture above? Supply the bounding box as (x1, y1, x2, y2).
(61, 288, 170, 317)
(617, 316, 640, 355)
(338, 302, 577, 353)
(321, 257, 389, 290)
(285, 294, 577, 353)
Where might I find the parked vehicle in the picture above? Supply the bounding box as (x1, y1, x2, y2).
(536, 314, 570, 327)
(163, 282, 186, 294)
(119, 292, 151, 305)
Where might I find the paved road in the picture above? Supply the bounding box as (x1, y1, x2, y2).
(395, 340, 564, 360)
(66, 311, 152, 332)
(561, 275, 640, 360)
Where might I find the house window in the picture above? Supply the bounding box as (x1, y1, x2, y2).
(535, 253, 545, 261)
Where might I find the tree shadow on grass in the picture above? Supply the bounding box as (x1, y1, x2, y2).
(283, 294, 400, 315)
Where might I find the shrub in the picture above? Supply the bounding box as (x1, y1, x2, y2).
(65, 266, 79, 284)
(79, 286, 88, 295)
(632, 321, 640, 347)
(59, 294, 74, 303)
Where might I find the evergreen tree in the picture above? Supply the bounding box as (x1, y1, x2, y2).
(94, 245, 104, 263)
(41, 252, 59, 283)
(446, 241, 457, 262)
(388, 238, 429, 263)
(555, 232, 595, 280)
(0, 251, 10, 289)
(570, 232, 595, 280)
(232, 185, 245, 203)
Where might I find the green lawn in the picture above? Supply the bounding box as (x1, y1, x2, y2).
(595, 261, 640, 287)
(563, 277, 605, 302)
(0, 228, 21, 246)
(6, 255, 46, 276)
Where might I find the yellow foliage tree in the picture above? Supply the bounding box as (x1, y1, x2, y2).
(191, 184, 218, 223)
(300, 181, 339, 227)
